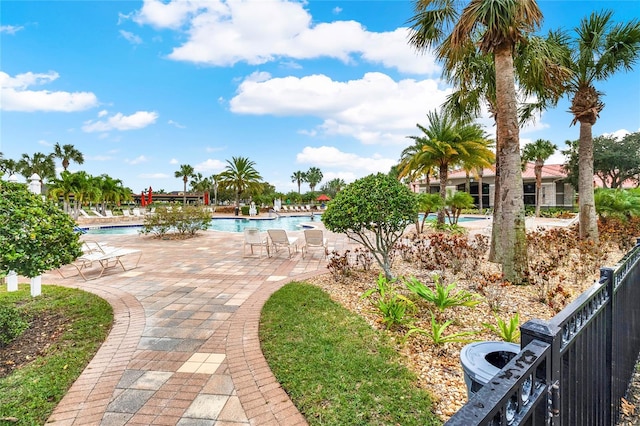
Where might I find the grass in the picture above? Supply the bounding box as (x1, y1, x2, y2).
(0, 284, 113, 425)
(259, 282, 442, 426)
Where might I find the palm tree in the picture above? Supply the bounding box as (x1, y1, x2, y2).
(404, 110, 494, 225)
(52, 142, 84, 172)
(522, 139, 557, 217)
(319, 178, 347, 198)
(291, 171, 307, 194)
(0, 156, 19, 177)
(174, 164, 195, 206)
(218, 157, 263, 209)
(48, 171, 79, 216)
(408, 0, 544, 283)
(17, 152, 56, 185)
(306, 167, 323, 192)
(564, 11, 640, 242)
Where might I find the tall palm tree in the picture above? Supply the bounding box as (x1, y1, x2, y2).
(0, 156, 19, 177)
(306, 167, 323, 192)
(522, 139, 557, 217)
(52, 142, 84, 172)
(404, 110, 494, 225)
(174, 164, 195, 206)
(564, 11, 640, 242)
(408, 0, 544, 283)
(17, 152, 56, 185)
(291, 171, 307, 194)
(218, 157, 263, 208)
(47, 171, 79, 216)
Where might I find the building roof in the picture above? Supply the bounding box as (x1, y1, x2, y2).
(446, 163, 567, 180)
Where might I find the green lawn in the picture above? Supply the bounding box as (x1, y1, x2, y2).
(260, 282, 442, 426)
(0, 284, 113, 424)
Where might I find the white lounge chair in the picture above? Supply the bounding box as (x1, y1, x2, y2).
(267, 229, 298, 258)
(58, 240, 142, 280)
(243, 227, 269, 258)
(122, 209, 132, 219)
(91, 208, 106, 218)
(302, 229, 328, 259)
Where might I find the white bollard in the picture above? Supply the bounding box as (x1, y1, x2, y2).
(30, 276, 41, 297)
(7, 271, 18, 292)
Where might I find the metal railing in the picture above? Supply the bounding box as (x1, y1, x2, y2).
(447, 238, 640, 425)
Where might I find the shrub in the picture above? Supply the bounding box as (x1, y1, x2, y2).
(405, 275, 482, 312)
(322, 173, 418, 280)
(141, 206, 211, 238)
(0, 181, 82, 277)
(0, 305, 29, 347)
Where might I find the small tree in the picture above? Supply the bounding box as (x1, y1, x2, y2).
(322, 173, 418, 280)
(445, 190, 474, 225)
(0, 181, 82, 278)
(416, 193, 444, 233)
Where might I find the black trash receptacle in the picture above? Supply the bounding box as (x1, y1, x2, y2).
(234, 207, 239, 216)
(460, 341, 520, 399)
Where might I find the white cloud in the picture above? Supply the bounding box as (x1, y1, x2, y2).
(120, 30, 143, 45)
(125, 155, 148, 165)
(169, 158, 179, 164)
(168, 119, 186, 128)
(332, 7, 342, 15)
(603, 129, 631, 140)
(134, 0, 438, 75)
(139, 173, 170, 178)
(1, 25, 24, 35)
(82, 110, 158, 132)
(98, 109, 109, 117)
(38, 139, 52, 147)
(194, 158, 226, 172)
(296, 146, 395, 174)
(231, 72, 451, 145)
(0, 71, 98, 112)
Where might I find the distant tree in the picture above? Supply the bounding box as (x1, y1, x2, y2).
(564, 133, 640, 191)
(306, 167, 323, 192)
(322, 173, 418, 280)
(291, 171, 307, 194)
(521, 139, 557, 217)
(0, 180, 82, 278)
(0, 156, 19, 177)
(52, 142, 84, 172)
(319, 178, 347, 199)
(174, 164, 195, 206)
(17, 152, 56, 185)
(562, 11, 640, 241)
(218, 157, 263, 208)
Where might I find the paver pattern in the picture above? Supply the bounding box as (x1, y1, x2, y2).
(42, 219, 352, 426)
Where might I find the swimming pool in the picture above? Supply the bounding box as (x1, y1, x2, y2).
(82, 214, 321, 235)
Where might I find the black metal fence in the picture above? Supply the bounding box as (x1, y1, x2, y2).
(447, 239, 640, 425)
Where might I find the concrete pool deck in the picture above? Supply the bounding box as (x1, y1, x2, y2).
(40, 214, 575, 425)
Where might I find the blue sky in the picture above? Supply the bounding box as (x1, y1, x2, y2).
(2, 0, 639, 194)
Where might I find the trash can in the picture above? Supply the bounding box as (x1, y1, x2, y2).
(460, 341, 520, 399)
(234, 207, 239, 216)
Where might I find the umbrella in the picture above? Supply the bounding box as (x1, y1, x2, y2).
(147, 186, 153, 205)
(204, 192, 209, 205)
(140, 191, 146, 207)
(316, 194, 331, 201)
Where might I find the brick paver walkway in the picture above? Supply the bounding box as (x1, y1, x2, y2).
(42, 220, 352, 426)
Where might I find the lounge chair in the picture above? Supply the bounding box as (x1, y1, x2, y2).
(58, 240, 142, 281)
(78, 209, 91, 218)
(122, 209, 132, 219)
(91, 208, 106, 218)
(105, 210, 115, 218)
(243, 227, 269, 258)
(302, 229, 328, 259)
(267, 229, 298, 258)
(132, 208, 144, 218)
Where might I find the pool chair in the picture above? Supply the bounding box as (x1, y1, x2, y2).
(302, 229, 328, 259)
(243, 227, 269, 258)
(267, 229, 298, 258)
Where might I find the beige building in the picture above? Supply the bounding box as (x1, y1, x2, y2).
(410, 163, 576, 209)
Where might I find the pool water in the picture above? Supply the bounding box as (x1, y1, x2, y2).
(83, 214, 320, 235)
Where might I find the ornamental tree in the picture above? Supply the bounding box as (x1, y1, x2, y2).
(0, 180, 82, 278)
(322, 173, 418, 280)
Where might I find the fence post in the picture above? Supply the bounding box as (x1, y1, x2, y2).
(521, 319, 561, 425)
(600, 266, 615, 424)
(29, 173, 42, 297)
(6, 175, 18, 292)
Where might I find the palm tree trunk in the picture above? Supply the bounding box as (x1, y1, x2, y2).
(478, 169, 484, 212)
(578, 120, 599, 242)
(438, 164, 447, 225)
(493, 43, 528, 284)
(183, 179, 187, 206)
(535, 163, 542, 217)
